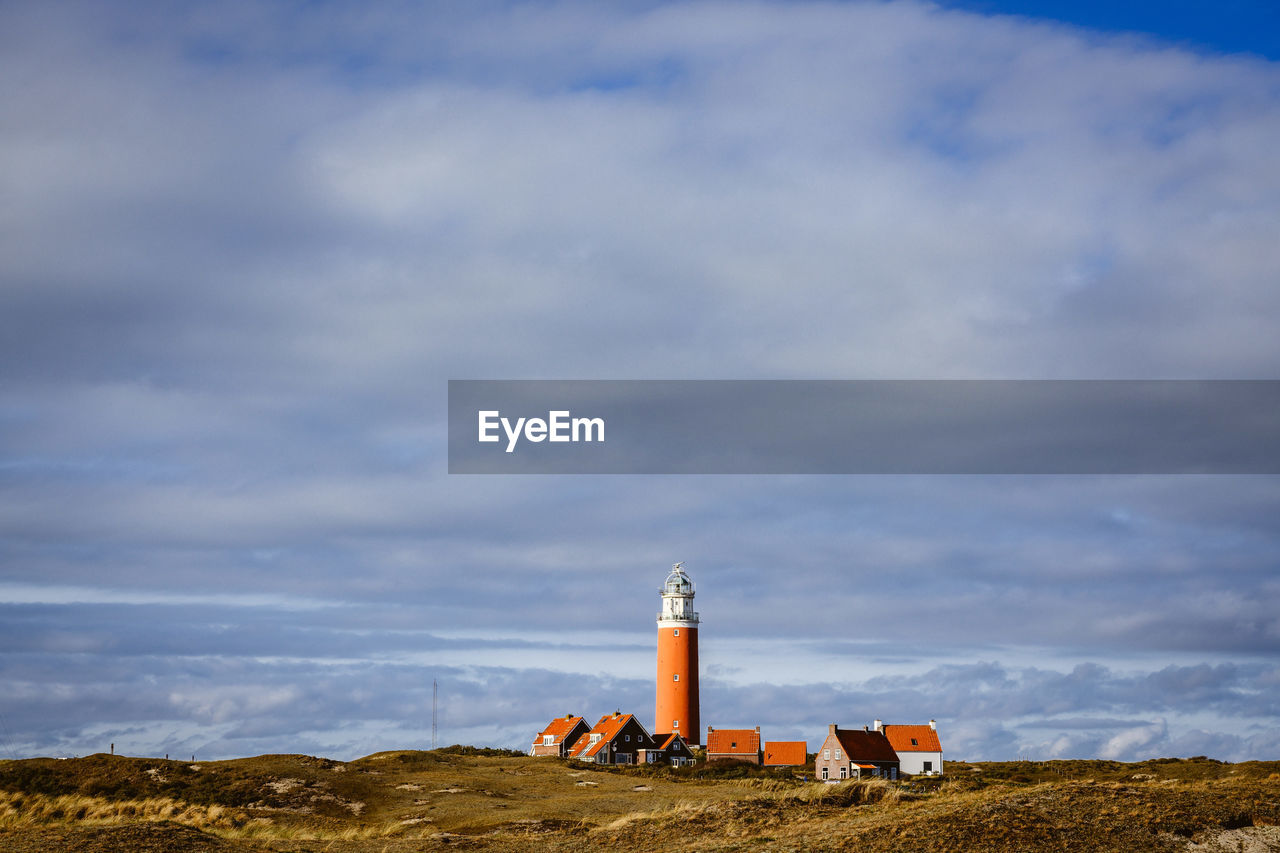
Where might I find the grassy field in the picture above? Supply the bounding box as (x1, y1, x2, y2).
(1, 749, 1278, 851)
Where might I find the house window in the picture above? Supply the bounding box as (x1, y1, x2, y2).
(823, 749, 830, 759)
(543, 735, 554, 745)
(839, 766, 847, 779)
(673, 720, 679, 728)
(911, 738, 918, 746)
(731, 742, 737, 748)
(821, 767, 828, 780)
(673, 674, 680, 681)
(673, 629, 679, 636)
(835, 749, 841, 759)
(923, 761, 933, 773)
(625, 735, 630, 742)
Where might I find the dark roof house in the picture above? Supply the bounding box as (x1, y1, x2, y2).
(815, 724, 900, 781)
(642, 732, 696, 766)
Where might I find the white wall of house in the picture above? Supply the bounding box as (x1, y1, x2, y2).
(896, 751, 943, 775)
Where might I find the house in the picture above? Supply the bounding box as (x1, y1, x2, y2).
(706, 726, 761, 764)
(530, 714, 590, 757)
(877, 719, 944, 776)
(814, 724, 900, 781)
(566, 712, 657, 765)
(643, 732, 697, 766)
(762, 741, 808, 768)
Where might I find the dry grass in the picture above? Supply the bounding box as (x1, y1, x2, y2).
(2, 753, 1278, 851)
(0, 789, 247, 830)
(782, 777, 904, 806)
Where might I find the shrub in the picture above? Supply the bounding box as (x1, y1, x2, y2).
(433, 745, 526, 758)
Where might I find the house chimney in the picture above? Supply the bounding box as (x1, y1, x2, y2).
(929, 719, 937, 730)
(863, 725, 868, 732)
(754, 726, 760, 732)
(828, 723, 838, 735)
(873, 719, 883, 732)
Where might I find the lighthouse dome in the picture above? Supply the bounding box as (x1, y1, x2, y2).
(664, 562, 693, 595)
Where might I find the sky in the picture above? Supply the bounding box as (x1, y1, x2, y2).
(1, 0, 1279, 763)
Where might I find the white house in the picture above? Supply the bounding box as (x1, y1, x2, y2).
(877, 719, 944, 776)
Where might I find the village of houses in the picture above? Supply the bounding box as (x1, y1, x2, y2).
(530, 713, 944, 782)
(528, 564, 946, 782)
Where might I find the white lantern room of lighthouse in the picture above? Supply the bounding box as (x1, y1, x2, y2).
(658, 562, 699, 624)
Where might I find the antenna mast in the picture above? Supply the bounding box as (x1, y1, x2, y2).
(432, 679, 438, 749)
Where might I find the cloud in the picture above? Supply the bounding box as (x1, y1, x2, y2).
(5, 1, 1280, 387)
(6, 636, 1277, 761)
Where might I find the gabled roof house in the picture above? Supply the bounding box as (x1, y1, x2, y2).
(530, 714, 590, 757)
(878, 719, 944, 776)
(762, 741, 808, 767)
(567, 712, 657, 765)
(644, 732, 696, 766)
(815, 724, 900, 781)
(706, 726, 762, 764)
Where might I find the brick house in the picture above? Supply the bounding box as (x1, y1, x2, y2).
(762, 741, 808, 768)
(815, 724, 899, 781)
(877, 719, 944, 776)
(567, 712, 658, 765)
(706, 726, 762, 764)
(530, 714, 590, 757)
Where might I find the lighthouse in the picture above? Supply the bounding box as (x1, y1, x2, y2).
(655, 562, 700, 746)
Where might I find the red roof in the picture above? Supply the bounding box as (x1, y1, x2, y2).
(578, 736, 609, 758)
(832, 729, 899, 763)
(567, 712, 648, 759)
(882, 724, 942, 753)
(566, 732, 592, 757)
(534, 715, 586, 745)
(589, 712, 634, 743)
(762, 741, 807, 766)
(706, 728, 760, 756)
(654, 733, 685, 750)
(569, 725, 615, 759)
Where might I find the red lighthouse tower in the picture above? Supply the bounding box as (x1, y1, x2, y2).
(655, 562, 700, 746)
